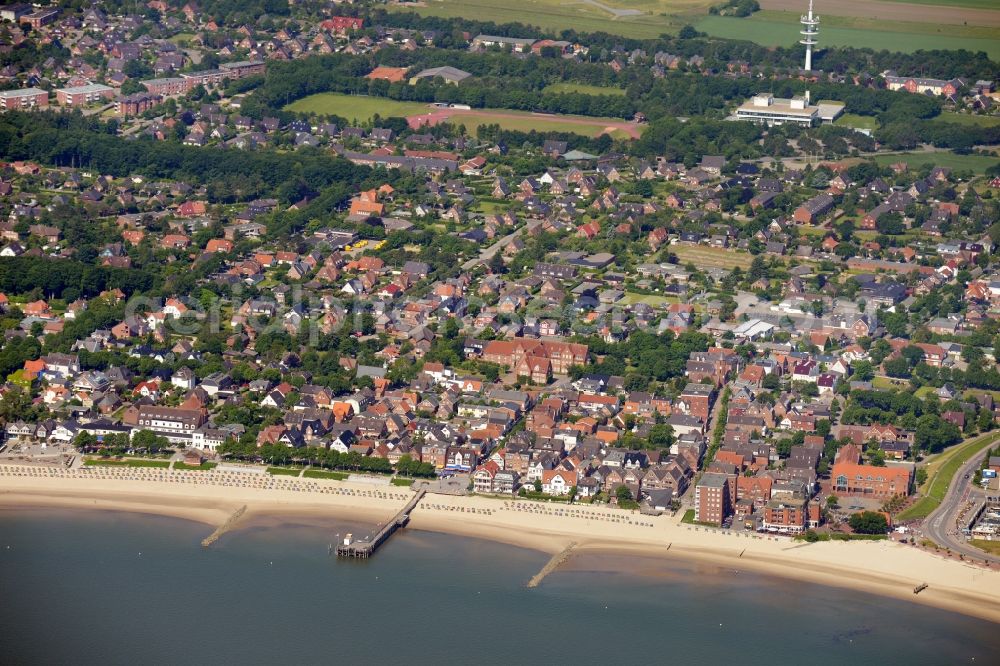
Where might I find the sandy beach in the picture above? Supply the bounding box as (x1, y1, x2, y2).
(2, 464, 999, 624)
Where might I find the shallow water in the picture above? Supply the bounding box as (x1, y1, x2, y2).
(0, 508, 996, 665)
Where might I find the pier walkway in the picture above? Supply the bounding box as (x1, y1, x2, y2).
(336, 489, 426, 558)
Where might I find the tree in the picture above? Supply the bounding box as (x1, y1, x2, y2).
(762, 372, 781, 390)
(826, 494, 839, 508)
(647, 423, 675, 448)
(851, 360, 875, 381)
(848, 511, 888, 534)
(616, 485, 634, 503)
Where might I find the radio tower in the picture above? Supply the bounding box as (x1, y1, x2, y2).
(800, 0, 819, 71)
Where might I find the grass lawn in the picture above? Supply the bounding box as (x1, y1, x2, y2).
(621, 292, 677, 306)
(871, 152, 1000, 175)
(673, 244, 753, 270)
(167, 32, 197, 44)
(285, 93, 638, 138)
(303, 469, 349, 480)
(834, 114, 879, 131)
(696, 15, 1000, 59)
(284, 93, 429, 122)
(872, 376, 902, 390)
(938, 112, 1000, 128)
(84, 458, 170, 468)
(969, 539, 1000, 555)
(174, 461, 218, 471)
(542, 82, 626, 96)
(267, 467, 302, 476)
(391, 477, 415, 487)
(441, 109, 638, 137)
(897, 432, 1000, 521)
(681, 509, 697, 524)
(390, 0, 692, 40)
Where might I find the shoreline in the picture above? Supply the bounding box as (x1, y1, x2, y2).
(2, 466, 1000, 624)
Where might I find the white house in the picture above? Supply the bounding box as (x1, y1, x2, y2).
(542, 469, 577, 496)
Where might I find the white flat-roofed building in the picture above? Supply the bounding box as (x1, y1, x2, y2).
(471, 34, 536, 53)
(734, 92, 841, 127)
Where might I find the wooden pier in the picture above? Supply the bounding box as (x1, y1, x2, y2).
(336, 490, 426, 558)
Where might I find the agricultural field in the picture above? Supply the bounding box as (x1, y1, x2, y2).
(696, 15, 1000, 59)
(542, 82, 626, 96)
(760, 0, 1000, 25)
(818, 0, 1000, 12)
(389, 0, 693, 40)
(871, 151, 1000, 175)
(672, 244, 753, 270)
(394, 0, 1000, 53)
(284, 94, 430, 122)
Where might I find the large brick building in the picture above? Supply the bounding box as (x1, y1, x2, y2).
(695, 473, 731, 526)
(793, 193, 835, 225)
(884, 75, 964, 97)
(762, 497, 820, 534)
(0, 88, 48, 111)
(142, 77, 190, 96)
(481, 339, 587, 375)
(831, 444, 912, 498)
(116, 92, 162, 116)
(20, 8, 59, 29)
(56, 84, 115, 107)
(219, 60, 266, 79)
(676, 383, 715, 424)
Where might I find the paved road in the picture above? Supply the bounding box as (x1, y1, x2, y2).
(923, 435, 1000, 564)
(461, 227, 523, 271)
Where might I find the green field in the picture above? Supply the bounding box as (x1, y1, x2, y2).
(697, 15, 1000, 59)
(267, 467, 303, 476)
(871, 151, 1000, 175)
(939, 112, 1000, 128)
(969, 539, 1000, 555)
(391, 477, 415, 487)
(621, 292, 678, 306)
(285, 94, 430, 122)
(447, 109, 636, 137)
(673, 244, 754, 270)
(834, 114, 879, 131)
(390, 0, 693, 40)
(84, 458, 170, 468)
(897, 432, 1000, 521)
(543, 82, 626, 96)
(752, 10, 1000, 42)
(168, 32, 197, 44)
(286, 92, 640, 138)
(174, 461, 218, 471)
(303, 469, 349, 480)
